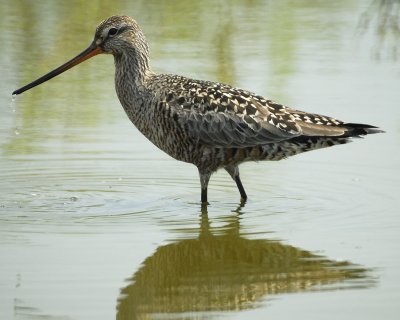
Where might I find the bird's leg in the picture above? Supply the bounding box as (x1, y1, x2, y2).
(198, 169, 211, 204)
(225, 165, 247, 202)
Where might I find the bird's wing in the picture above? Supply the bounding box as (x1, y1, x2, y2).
(166, 80, 302, 148)
(286, 109, 348, 137)
(288, 109, 383, 136)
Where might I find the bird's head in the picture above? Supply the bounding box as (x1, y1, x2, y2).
(94, 16, 147, 56)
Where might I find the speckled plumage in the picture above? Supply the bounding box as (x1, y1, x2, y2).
(13, 16, 383, 203)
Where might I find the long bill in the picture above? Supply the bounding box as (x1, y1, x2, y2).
(12, 42, 103, 95)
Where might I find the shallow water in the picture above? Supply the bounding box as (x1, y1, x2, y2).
(1, 1, 399, 319)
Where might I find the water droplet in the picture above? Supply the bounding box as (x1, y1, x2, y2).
(9, 95, 17, 113)
(70, 196, 79, 202)
(14, 128, 20, 136)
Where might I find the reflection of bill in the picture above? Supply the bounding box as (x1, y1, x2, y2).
(117, 210, 374, 318)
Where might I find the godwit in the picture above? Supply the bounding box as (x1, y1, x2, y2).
(13, 16, 383, 203)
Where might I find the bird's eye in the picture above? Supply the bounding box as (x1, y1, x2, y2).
(108, 28, 118, 37)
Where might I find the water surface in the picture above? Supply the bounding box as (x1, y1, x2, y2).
(1, 1, 399, 319)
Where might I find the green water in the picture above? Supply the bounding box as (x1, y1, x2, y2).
(1, 1, 399, 319)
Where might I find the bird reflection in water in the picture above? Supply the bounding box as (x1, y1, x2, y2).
(117, 205, 373, 319)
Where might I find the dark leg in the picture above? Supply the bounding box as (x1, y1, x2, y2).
(198, 169, 211, 204)
(225, 165, 247, 201)
(234, 175, 247, 201)
(201, 188, 208, 203)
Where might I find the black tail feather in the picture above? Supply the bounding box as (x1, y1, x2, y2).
(343, 123, 385, 136)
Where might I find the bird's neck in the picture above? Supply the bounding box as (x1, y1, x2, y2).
(113, 47, 155, 130)
(114, 47, 152, 88)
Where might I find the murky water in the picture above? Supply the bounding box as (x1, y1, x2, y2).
(1, 1, 399, 319)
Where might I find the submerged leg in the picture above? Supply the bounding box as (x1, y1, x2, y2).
(225, 165, 247, 201)
(198, 169, 211, 203)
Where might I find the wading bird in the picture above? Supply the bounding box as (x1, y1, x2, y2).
(13, 16, 383, 203)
